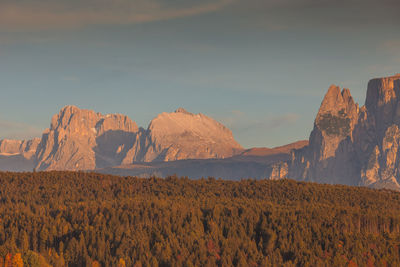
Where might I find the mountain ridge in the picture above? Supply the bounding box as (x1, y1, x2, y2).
(0, 105, 245, 171)
(1, 73, 400, 191)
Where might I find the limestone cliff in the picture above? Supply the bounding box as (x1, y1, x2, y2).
(289, 74, 400, 190)
(358, 74, 400, 189)
(35, 105, 139, 170)
(122, 108, 243, 163)
(29, 106, 243, 170)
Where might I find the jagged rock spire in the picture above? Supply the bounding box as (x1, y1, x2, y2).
(289, 74, 400, 190)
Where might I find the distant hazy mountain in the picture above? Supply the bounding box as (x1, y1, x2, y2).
(0, 138, 40, 159)
(0, 138, 40, 171)
(99, 140, 308, 180)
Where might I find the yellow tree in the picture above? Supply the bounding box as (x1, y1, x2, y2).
(117, 258, 126, 267)
(11, 253, 23, 267)
(4, 253, 12, 267)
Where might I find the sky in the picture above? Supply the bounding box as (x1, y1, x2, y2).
(0, 0, 399, 148)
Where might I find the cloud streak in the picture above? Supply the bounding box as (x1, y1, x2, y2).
(1, 0, 398, 32)
(219, 110, 299, 133)
(0, 119, 42, 140)
(381, 40, 400, 62)
(0, 0, 234, 30)
(230, 0, 400, 32)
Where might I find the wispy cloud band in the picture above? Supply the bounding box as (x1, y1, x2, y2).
(0, 0, 234, 30)
(219, 110, 299, 132)
(0, 118, 42, 140)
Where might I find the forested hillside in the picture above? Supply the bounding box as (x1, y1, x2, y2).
(0, 172, 399, 266)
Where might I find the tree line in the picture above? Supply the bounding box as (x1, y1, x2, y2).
(0, 171, 399, 266)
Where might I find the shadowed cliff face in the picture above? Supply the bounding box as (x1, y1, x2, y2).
(289, 74, 400, 190)
(98, 140, 308, 180)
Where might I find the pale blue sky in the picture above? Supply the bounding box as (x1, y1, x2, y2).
(0, 0, 399, 148)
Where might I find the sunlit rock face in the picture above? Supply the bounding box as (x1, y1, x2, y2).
(289, 85, 360, 185)
(35, 105, 139, 170)
(269, 162, 289, 180)
(289, 74, 400, 190)
(358, 74, 400, 190)
(122, 108, 244, 163)
(32, 106, 243, 170)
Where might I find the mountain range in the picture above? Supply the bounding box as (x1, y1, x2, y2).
(1, 74, 400, 190)
(0, 106, 244, 171)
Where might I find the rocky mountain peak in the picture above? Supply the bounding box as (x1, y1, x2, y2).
(133, 109, 243, 162)
(175, 107, 192, 115)
(50, 105, 138, 134)
(366, 74, 400, 112)
(365, 74, 400, 138)
(50, 105, 82, 129)
(96, 114, 138, 135)
(148, 109, 237, 142)
(36, 106, 139, 170)
(22, 106, 244, 170)
(319, 85, 342, 111)
(315, 85, 359, 138)
(288, 83, 362, 185)
(289, 73, 400, 190)
(318, 85, 358, 117)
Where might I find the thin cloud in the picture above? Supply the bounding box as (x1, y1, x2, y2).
(364, 40, 400, 75)
(62, 76, 80, 82)
(381, 40, 400, 62)
(381, 40, 400, 51)
(266, 113, 299, 129)
(230, 0, 400, 32)
(219, 110, 299, 132)
(0, 0, 234, 30)
(0, 119, 42, 140)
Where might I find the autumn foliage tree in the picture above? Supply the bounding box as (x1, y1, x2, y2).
(0, 171, 399, 266)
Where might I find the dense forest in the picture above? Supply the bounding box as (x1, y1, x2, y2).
(0, 172, 399, 266)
